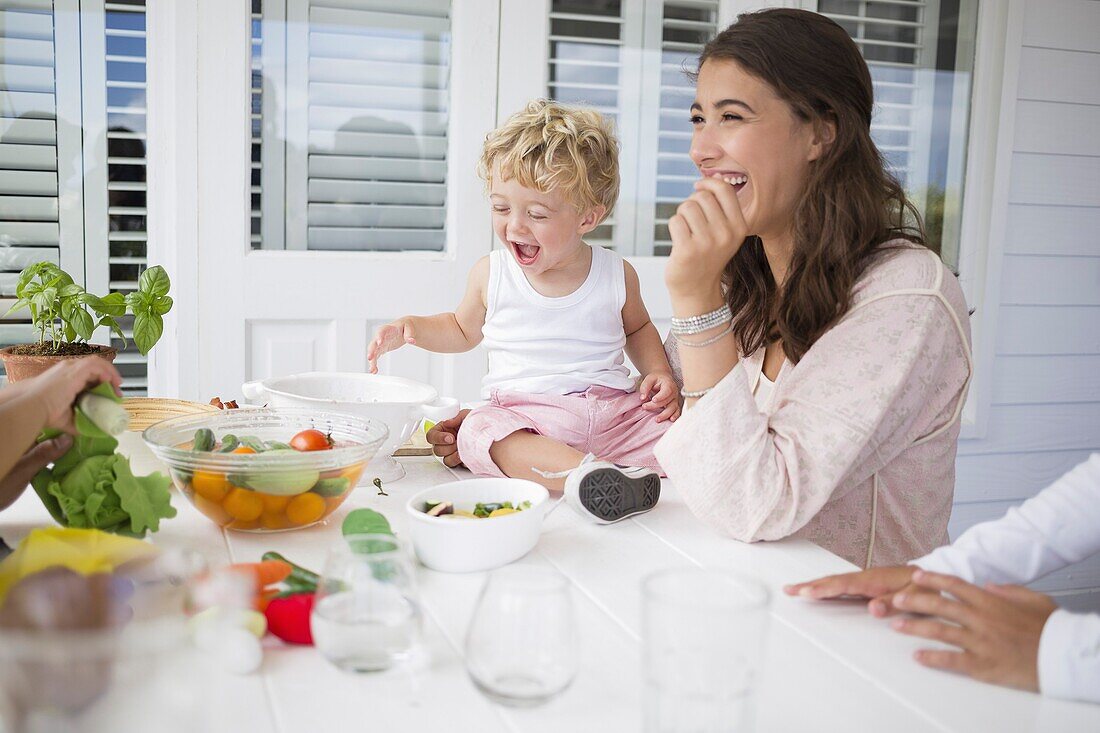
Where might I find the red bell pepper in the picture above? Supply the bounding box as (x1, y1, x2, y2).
(264, 592, 315, 645)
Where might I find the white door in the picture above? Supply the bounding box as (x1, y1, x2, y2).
(148, 0, 497, 403)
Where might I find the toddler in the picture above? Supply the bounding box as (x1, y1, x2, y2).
(368, 100, 679, 523)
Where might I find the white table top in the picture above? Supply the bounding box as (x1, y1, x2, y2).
(3, 456, 1098, 732)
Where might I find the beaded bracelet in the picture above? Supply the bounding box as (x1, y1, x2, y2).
(670, 304, 732, 336)
(681, 387, 712, 399)
(674, 324, 733, 348)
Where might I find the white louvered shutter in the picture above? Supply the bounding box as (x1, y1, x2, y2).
(818, 0, 936, 212)
(256, 0, 451, 252)
(103, 0, 150, 394)
(545, 0, 626, 252)
(645, 0, 718, 257)
(0, 0, 67, 365)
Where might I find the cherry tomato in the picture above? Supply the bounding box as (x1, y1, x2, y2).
(289, 429, 332, 452)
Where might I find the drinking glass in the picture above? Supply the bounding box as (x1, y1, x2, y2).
(642, 568, 770, 733)
(465, 565, 579, 707)
(311, 534, 422, 673)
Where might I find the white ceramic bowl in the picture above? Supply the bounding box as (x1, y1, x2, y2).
(405, 478, 551, 573)
(242, 372, 458, 483)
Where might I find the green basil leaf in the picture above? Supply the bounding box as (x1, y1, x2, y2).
(153, 295, 173, 316)
(1, 298, 29, 319)
(90, 291, 127, 317)
(98, 316, 127, 342)
(133, 312, 163, 355)
(64, 323, 76, 342)
(139, 265, 171, 297)
(31, 290, 54, 313)
(58, 283, 84, 298)
(71, 307, 94, 341)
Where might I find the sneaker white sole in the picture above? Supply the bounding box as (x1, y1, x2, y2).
(576, 467, 661, 523)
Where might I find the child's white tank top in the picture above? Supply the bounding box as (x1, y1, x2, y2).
(480, 245, 636, 398)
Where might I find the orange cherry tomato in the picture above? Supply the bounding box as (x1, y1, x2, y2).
(260, 511, 290, 530)
(193, 494, 232, 526)
(260, 493, 290, 513)
(233, 446, 257, 454)
(192, 471, 229, 502)
(289, 429, 332, 452)
(223, 488, 264, 521)
(285, 492, 326, 525)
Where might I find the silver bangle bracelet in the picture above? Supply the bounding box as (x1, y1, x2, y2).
(670, 304, 732, 336)
(674, 324, 733, 348)
(681, 386, 713, 399)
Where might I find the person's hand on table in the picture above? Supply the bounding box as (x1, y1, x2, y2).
(889, 570, 1057, 692)
(784, 565, 937, 617)
(425, 409, 469, 468)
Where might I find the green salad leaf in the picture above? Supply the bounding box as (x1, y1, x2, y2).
(30, 383, 176, 537)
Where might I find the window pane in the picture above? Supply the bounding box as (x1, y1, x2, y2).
(821, 0, 979, 269)
(0, 0, 150, 393)
(253, 0, 452, 252)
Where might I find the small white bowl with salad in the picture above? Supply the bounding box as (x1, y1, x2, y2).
(405, 478, 550, 573)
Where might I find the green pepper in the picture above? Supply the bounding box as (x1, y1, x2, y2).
(218, 434, 239, 453)
(193, 428, 215, 452)
(310, 477, 349, 497)
(266, 441, 292, 451)
(239, 435, 267, 453)
(261, 551, 319, 591)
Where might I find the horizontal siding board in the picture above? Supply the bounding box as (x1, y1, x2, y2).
(948, 500, 1100, 592)
(1013, 100, 1100, 157)
(1008, 153, 1100, 208)
(991, 355, 1100, 405)
(996, 305, 1100, 355)
(1050, 589, 1100, 613)
(1022, 0, 1100, 54)
(1000, 254, 1100, 306)
(0, 244, 57, 275)
(1017, 47, 1100, 105)
(956, 403, 1100, 456)
(954, 449, 1097, 503)
(1005, 205, 1100, 256)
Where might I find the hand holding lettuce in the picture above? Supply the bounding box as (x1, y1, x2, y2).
(31, 383, 176, 537)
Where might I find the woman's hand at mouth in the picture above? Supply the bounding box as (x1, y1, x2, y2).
(665, 176, 751, 306)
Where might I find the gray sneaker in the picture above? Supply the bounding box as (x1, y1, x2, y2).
(563, 456, 661, 524)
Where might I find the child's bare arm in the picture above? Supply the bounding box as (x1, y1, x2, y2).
(368, 257, 489, 373)
(622, 262, 680, 421)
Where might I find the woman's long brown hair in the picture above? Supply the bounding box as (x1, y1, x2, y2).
(694, 8, 925, 363)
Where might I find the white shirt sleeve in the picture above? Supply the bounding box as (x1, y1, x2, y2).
(1038, 610, 1100, 704)
(913, 453, 1100, 585)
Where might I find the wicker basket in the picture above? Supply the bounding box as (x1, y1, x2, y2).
(122, 398, 220, 433)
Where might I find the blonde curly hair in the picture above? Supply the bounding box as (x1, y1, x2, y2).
(477, 99, 619, 220)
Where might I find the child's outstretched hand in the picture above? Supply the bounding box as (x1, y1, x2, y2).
(368, 319, 415, 374)
(639, 371, 681, 423)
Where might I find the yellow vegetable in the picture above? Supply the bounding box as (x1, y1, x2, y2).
(488, 508, 518, 517)
(0, 528, 158, 603)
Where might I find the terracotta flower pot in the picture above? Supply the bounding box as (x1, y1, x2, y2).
(0, 344, 118, 383)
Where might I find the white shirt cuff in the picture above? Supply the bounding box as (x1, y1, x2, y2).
(1038, 609, 1100, 704)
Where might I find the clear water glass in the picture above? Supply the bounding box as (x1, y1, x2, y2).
(311, 534, 422, 673)
(465, 565, 579, 707)
(642, 568, 770, 733)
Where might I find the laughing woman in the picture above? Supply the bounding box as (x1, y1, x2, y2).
(653, 9, 972, 567)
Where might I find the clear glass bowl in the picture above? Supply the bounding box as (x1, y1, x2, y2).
(143, 408, 388, 532)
